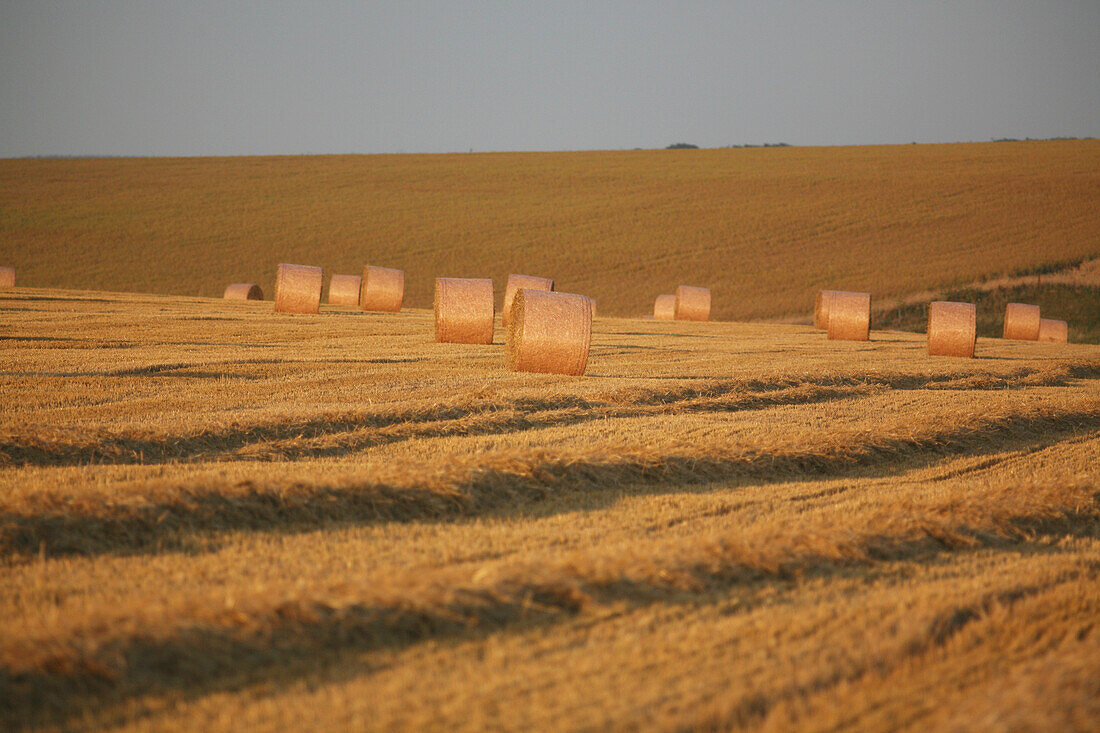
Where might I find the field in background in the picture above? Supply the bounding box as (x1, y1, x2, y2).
(1, 288, 1098, 730)
(2, 140, 1099, 320)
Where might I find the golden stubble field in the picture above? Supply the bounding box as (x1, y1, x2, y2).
(2, 140, 1099, 320)
(1, 287, 1099, 731)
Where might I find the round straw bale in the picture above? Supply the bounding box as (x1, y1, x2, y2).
(826, 291, 871, 341)
(927, 301, 976, 358)
(0, 267, 14, 287)
(274, 263, 323, 314)
(502, 274, 554, 327)
(506, 289, 593, 376)
(360, 265, 405, 312)
(654, 294, 675, 320)
(1038, 318, 1068, 343)
(1003, 303, 1041, 340)
(675, 286, 711, 321)
(814, 290, 840, 329)
(328, 274, 362, 306)
(223, 283, 263, 300)
(434, 277, 495, 344)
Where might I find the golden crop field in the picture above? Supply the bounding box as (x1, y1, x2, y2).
(1, 286, 1098, 731)
(2, 140, 1099, 320)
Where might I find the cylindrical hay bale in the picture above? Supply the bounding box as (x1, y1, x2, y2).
(826, 291, 871, 341)
(506, 289, 593, 376)
(328, 274, 362, 306)
(654, 294, 675, 320)
(814, 290, 839, 329)
(675, 285, 711, 321)
(223, 283, 263, 301)
(1003, 303, 1041, 340)
(927, 301, 976, 358)
(434, 277, 495, 344)
(360, 265, 405, 312)
(274, 263, 323, 314)
(502, 274, 554, 327)
(0, 267, 14, 287)
(1038, 318, 1068, 343)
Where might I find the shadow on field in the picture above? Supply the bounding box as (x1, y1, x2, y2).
(2, 369, 262, 380)
(170, 341, 283, 348)
(0, 295, 114, 304)
(609, 331, 732, 340)
(3, 501, 1096, 732)
(592, 344, 664, 351)
(0, 356, 427, 380)
(0, 335, 85, 343)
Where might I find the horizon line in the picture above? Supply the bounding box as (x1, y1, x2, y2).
(2, 136, 1097, 161)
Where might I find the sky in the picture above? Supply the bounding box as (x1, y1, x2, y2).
(1, 1, 1098, 157)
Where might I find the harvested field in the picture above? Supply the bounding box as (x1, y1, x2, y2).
(1, 286, 1098, 731)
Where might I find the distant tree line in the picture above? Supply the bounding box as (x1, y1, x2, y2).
(991, 136, 1094, 142)
(665, 142, 793, 150)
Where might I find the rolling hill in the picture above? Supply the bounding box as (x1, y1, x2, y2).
(2, 140, 1098, 320)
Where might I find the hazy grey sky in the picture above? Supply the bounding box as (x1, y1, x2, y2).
(1, 1, 1097, 156)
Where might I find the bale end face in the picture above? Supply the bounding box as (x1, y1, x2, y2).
(653, 294, 675, 320)
(1003, 303, 1041, 340)
(927, 301, 976, 358)
(360, 266, 405, 312)
(502, 274, 554, 326)
(506, 289, 593, 376)
(0, 267, 15, 287)
(814, 290, 840, 330)
(1038, 318, 1069, 343)
(434, 277, 495, 344)
(826, 291, 871, 341)
(274, 264, 323, 314)
(328, 274, 362, 306)
(223, 283, 263, 301)
(674, 286, 711, 321)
